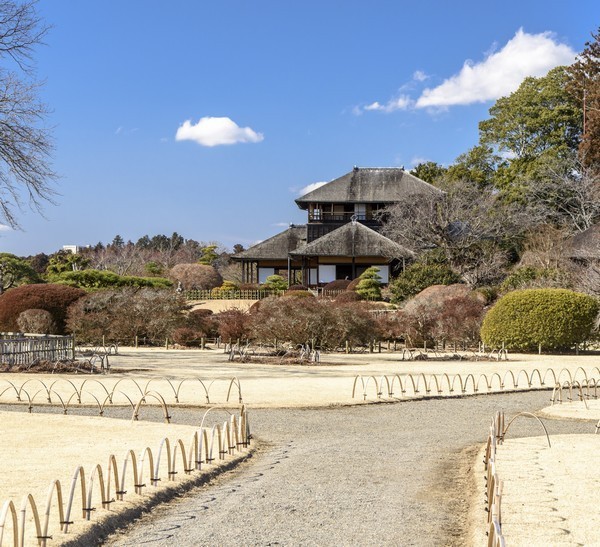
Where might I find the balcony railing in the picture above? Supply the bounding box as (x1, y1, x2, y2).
(308, 211, 379, 222)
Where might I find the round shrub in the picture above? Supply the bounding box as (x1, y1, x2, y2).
(169, 263, 222, 290)
(17, 309, 58, 334)
(323, 279, 351, 291)
(0, 284, 85, 333)
(335, 291, 363, 303)
(480, 288, 599, 351)
(390, 262, 461, 303)
(288, 284, 308, 291)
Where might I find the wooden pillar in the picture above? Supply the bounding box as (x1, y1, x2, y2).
(352, 256, 356, 279)
(287, 256, 291, 287)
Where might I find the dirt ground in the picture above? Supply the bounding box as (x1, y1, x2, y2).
(1, 347, 599, 545)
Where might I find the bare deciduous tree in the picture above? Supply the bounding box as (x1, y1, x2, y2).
(381, 178, 529, 286)
(527, 159, 600, 233)
(0, 0, 55, 228)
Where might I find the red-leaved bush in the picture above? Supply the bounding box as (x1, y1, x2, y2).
(0, 284, 85, 334)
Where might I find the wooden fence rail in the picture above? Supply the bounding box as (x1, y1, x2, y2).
(185, 289, 285, 301)
(0, 333, 75, 365)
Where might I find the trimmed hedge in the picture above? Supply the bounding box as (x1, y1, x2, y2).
(50, 269, 172, 289)
(480, 288, 599, 351)
(0, 284, 85, 333)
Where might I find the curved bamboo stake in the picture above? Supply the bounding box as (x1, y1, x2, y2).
(502, 370, 516, 389)
(429, 374, 441, 395)
(18, 494, 42, 547)
(220, 421, 231, 458)
(573, 367, 589, 384)
(119, 450, 139, 499)
(364, 376, 379, 399)
(0, 499, 18, 547)
(226, 377, 243, 404)
(550, 383, 562, 405)
(542, 368, 557, 386)
(557, 368, 573, 384)
(516, 370, 531, 388)
(405, 374, 417, 395)
(63, 466, 86, 532)
(137, 447, 155, 494)
(79, 379, 112, 404)
(489, 373, 503, 391)
(131, 392, 171, 423)
(105, 455, 120, 506)
(171, 439, 189, 476)
(389, 374, 405, 396)
(0, 380, 20, 402)
(85, 465, 107, 520)
(449, 374, 462, 394)
(187, 431, 199, 471)
(40, 480, 65, 545)
(18, 379, 50, 404)
(462, 374, 476, 394)
(476, 374, 490, 393)
(153, 438, 172, 485)
(529, 368, 543, 387)
(503, 412, 551, 448)
(351, 376, 366, 400)
(378, 375, 391, 397)
(442, 373, 453, 394)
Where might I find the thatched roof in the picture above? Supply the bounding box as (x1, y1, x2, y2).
(295, 167, 441, 209)
(290, 222, 414, 258)
(232, 225, 307, 261)
(569, 224, 600, 259)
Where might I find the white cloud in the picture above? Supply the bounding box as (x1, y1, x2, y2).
(413, 70, 428, 82)
(416, 28, 575, 108)
(298, 181, 327, 196)
(361, 95, 412, 114)
(272, 222, 291, 227)
(0, 224, 11, 232)
(175, 116, 264, 147)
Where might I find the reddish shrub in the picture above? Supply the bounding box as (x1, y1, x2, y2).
(334, 291, 363, 303)
(347, 278, 361, 290)
(0, 284, 85, 333)
(169, 263, 222, 290)
(213, 309, 251, 342)
(172, 327, 202, 347)
(288, 284, 308, 291)
(284, 290, 315, 298)
(323, 279, 351, 291)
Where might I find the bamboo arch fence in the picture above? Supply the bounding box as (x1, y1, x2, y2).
(351, 367, 600, 401)
(0, 376, 244, 416)
(0, 406, 251, 547)
(483, 410, 551, 546)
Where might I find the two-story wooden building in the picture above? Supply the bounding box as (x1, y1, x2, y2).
(233, 166, 441, 286)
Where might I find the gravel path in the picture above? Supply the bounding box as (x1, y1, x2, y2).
(93, 391, 592, 547)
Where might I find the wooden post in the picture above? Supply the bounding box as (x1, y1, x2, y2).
(135, 335, 138, 348)
(345, 340, 349, 354)
(165, 337, 169, 350)
(201, 337, 205, 350)
(369, 341, 373, 353)
(378, 341, 381, 353)
(538, 343, 542, 355)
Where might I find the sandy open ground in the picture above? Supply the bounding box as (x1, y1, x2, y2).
(1, 348, 600, 545)
(0, 410, 249, 546)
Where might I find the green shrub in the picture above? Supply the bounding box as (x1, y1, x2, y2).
(355, 267, 382, 300)
(500, 266, 569, 292)
(262, 275, 288, 291)
(50, 269, 172, 289)
(0, 284, 85, 333)
(480, 288, 599, 351)
(390, 262, 460, 303)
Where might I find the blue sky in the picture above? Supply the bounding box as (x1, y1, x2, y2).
(1, 0, 595, 256)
